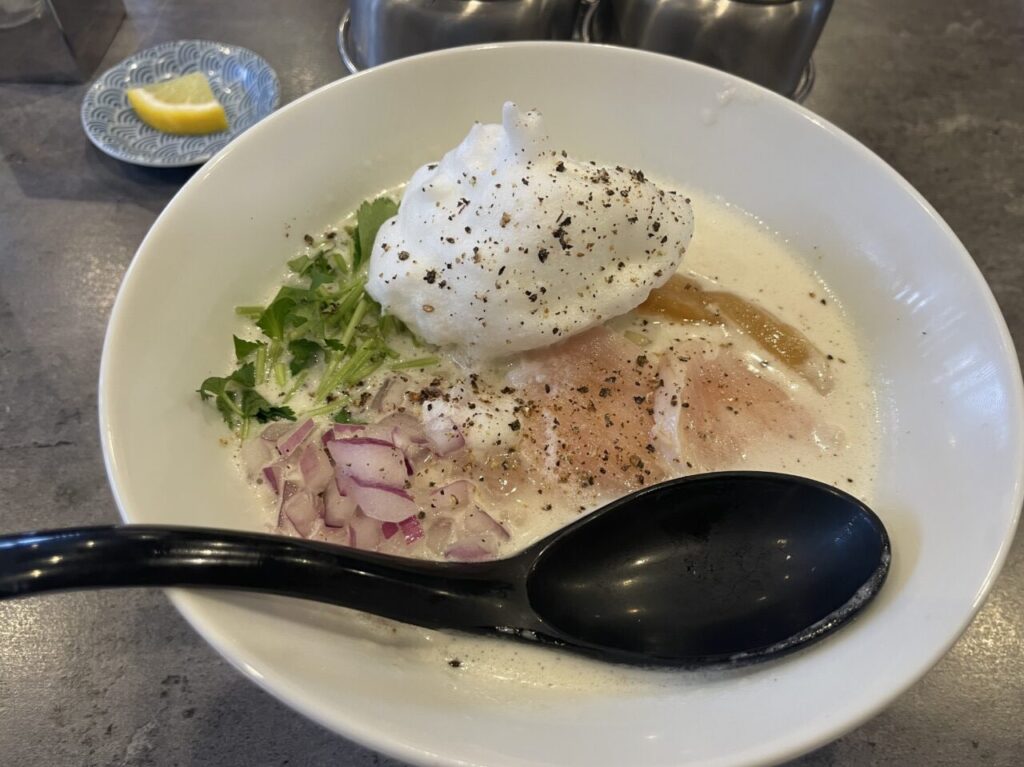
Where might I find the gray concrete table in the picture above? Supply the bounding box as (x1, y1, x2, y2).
(1, 1, 1021, 764)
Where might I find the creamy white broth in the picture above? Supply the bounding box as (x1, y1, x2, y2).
(230, 191, 879, 688)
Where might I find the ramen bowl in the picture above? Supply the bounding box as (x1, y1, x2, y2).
(99, 42, 1024, 767)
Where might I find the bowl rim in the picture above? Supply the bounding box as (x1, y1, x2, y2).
(98, 40, 1024, 767)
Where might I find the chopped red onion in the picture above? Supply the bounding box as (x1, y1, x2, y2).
(260, 422, 293, 442)
(381, 521, 399, 539)
(324, 479, 357, 527)
(298, 443, 333, 494)
(277, 515, 300, 538)
(323, 423, 366, 445)
(423, 415, 465, 457)
(425, 518, 453, 556)
(444, 542, 492, 561)
(262, 464, 283, 494)
(325, 422, 400, 445)
(276, 418, 316, 457)
(379, 413, 429, 448)
(276, 480, 298, 526)
(319, 524, 350, 547)
(327, 438, 410, 487)
(346, 480, 418, 523)
(430, 479, 474, 510)
(465, 507, 510, 541)
(283, 490, 321, 537)
(398, 516, 424, 544)
(348, 511, 383, 550)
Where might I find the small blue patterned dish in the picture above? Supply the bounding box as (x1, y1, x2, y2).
(82, 40, 280, 168)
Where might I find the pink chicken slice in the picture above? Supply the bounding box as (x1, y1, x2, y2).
(652, 350, 822, 474)
(512, 327, 668, 497)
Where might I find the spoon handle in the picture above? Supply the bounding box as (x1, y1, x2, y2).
(0, 525, 521, 630)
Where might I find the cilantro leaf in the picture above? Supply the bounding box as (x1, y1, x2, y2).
(197, 376, 227, 402)
(233, 336, 264, 362)
(197, 375, 244, 430)
(332, 406, 360, 424)
(197, 363, 294, 433)
(256, 404, 297, 423)
(307, 258, 334, 290)
(229, 362, 256, 387)
(238, 388, 296, 423)
(256, 297, 295, 341)
(288, 339, 322, 376)
(275, 285, 316, 303)
(355, 197, 398, 269)
(287, 254, 311, 274)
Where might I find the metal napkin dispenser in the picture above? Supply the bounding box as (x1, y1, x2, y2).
(583, 0, 833, 99)
(0, 0, 125, 83)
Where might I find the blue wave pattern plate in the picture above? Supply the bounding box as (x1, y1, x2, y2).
(82, 40, 280, 167)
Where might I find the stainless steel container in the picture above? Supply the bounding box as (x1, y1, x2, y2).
(0, 0, 126, 83)
(339, 0, 582, 73)
(583, 0, 833, 99)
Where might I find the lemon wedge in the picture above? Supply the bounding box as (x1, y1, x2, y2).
(126, 73, 229, 135)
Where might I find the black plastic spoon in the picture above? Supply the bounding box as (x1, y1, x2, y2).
(0, 472, 889, 666)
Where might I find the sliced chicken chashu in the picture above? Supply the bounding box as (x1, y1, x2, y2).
(510, 327, 668, 496)
(652, 347, 833, 474)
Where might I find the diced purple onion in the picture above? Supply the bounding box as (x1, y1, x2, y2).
(323, 423, 366, 445)
(348, 511, 383, 550)
(276, 418, 316, 457)
(345, 479, 418, 523)
(423, 415, 465, 457)
(260, 422, 293, 442)
(444, 542, 492, 561)
(425, 518, 453, 556)
(398, 516, 424, 544)
(327, 438, 410, 487)
(465, 507, 510, 541)
(319, 524, 350, 547)
(283, 490, 321, 537)
(324, 479, 357, 527)
(298, 443, 333, 494)
(381, 521, 399, 539)
(276, 480, 298, 527)
(379, 413, 429, 449)
(430, 479, 473, 510)
(262, 464, 283, 494)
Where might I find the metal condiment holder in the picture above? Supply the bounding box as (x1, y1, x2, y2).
(338, 0, 581, 75)
(338, 0, 830, 101)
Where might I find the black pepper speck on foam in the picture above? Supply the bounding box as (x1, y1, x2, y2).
(365, 102, 694, 360)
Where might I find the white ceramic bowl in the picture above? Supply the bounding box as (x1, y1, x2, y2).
(99, 43, 1024, 766)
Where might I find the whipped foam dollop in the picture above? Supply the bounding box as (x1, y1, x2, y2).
(366, 102, 694, 359)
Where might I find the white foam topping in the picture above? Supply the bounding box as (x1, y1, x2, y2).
(366, 103, 694, 359)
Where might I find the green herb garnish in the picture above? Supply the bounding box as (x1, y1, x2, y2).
(233, 336, 264, 362)
(287, 339, 322, 375)
(199, 195, 432, 435)
(355, 197, 398, 269)
(332, 406, 357, 423)
(198, 363, 296, 436)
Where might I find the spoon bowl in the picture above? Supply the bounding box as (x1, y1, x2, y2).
(527, 472, 890, 663)
(0, 472, 889, 666)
